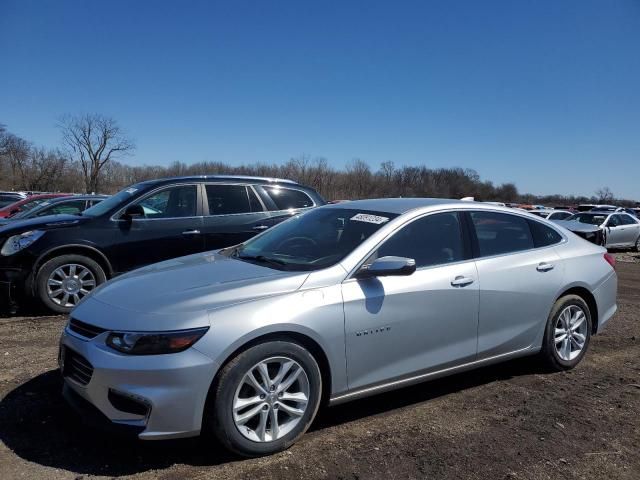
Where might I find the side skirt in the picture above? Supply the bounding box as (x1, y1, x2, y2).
(328, 346, 539, 406)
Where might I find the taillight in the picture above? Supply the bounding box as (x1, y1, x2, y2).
(603, 253, 616, 270)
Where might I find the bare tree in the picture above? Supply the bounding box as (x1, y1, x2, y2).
(59, 114, 135, 193)
(595, 186, 614, 203)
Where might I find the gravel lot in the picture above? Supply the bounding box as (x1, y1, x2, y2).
(1, 257, 639, 480)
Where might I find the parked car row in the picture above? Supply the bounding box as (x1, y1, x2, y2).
(0, 176, 324, 313)
(57, 197, 618, 456)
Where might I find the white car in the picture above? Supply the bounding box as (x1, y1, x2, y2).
(557, 212, 640, 250)
(528, 209, 574, 221)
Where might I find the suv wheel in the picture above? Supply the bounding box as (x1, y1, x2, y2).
(207, 340, 322, 457)
(36, 254, 106, 313)
(540, 294, 592, 371)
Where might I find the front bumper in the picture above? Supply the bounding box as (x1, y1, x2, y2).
(0, 267, 29, 312)
(60, 326, 218, 440)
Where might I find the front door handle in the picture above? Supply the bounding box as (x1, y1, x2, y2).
(253, 225, 269, 231)
(536, 262, 554, 272)
(182, 229, 201, 235)
(451, 276, 474, 287)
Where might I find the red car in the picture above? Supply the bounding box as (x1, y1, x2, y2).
(0, 193, 72, 218)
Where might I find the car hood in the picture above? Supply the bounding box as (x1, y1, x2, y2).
(72, 251, 309, 329)
(554, 220, 602, 233)
(0, 214, 88, 235)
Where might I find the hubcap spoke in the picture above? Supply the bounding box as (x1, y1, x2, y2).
(277, 401, 305, 417)
(234, 403, 264, 425)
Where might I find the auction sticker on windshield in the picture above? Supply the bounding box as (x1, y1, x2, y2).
(350, 213, 390, 224)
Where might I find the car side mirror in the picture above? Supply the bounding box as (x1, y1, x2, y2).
(356, 256, 416, 278)
(121, 204, 145, 221)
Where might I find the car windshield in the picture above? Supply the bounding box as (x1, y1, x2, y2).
(228, 207, 399, 271)
(11, 201, 52, 218)
(567, 213, 607, 226)
(82, 186, 142, 217)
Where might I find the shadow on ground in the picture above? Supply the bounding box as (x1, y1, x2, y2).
(0, 358, 546, 477)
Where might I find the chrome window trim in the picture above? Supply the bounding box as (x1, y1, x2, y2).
(344, 207, 567, 281)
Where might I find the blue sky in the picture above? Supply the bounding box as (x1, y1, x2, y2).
(1, 0, 639, 199)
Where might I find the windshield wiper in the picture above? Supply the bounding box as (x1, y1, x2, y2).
(236, 254, 288, 268)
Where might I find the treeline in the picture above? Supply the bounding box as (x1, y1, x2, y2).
(1, 121, 636, 207)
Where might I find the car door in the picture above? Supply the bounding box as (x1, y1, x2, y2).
(468, 211, 565, 359)
(111, 184, 204, 272)
(616, 214, 640, 246)
(604, 214, 625, 247)
(200, 184, 272, 250)
(342, 211, 479, 391)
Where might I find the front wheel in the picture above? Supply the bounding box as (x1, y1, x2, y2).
(35, 254, 106, 314)
(539, 295, 592, 371)
(207, 340, 322, 457)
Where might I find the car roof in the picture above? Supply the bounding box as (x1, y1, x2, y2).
(42, 195, 108, 203)
(136, 175, 299, 187)
(325, 197, 464, 214)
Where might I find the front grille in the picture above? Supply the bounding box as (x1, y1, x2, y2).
(62, 346, 94, 386)
(69, 318, 107, 339)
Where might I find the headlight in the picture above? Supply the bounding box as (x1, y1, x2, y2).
(106, 327, 209, 355)
(1, 230, 45, 256)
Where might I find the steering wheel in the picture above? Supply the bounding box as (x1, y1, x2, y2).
(276, 236, 317, 252)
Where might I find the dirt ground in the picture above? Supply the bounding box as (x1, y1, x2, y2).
(1, 257, 639, 480)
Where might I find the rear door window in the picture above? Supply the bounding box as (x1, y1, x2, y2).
(618, 214, 637, 225)
(205, 184, 255, 215)
(262, 186, 314, 210)
(470, 211, 534, 257)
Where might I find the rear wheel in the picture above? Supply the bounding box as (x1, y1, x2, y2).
(36, 254, 106, 313)
(207, 340, 322, 457)
(539, 295, 592, 371)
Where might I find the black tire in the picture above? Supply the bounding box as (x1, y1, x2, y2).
(539, 294, 592, 371)
(35, 254, 107, 314)
(207, 340, 322, 457)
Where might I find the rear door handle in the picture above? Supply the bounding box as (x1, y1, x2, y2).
(451, 276, 474, 287)
(253, 225, 269, 231)
(537, 262, 554, 272)
(182, 229, 201, 235)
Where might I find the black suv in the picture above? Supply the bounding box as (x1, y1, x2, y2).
(0, 176, 324, 313)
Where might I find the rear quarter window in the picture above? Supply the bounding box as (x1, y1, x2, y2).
(528, 220, 563, 247)
(262, 186, 314, 210)
(470, 211, 534, 257)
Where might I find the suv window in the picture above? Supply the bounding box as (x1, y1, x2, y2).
(374, 212, 465, 268)
(135, 185, 197, 218)
(528, 220, 563, 247)
(263, 186, 314, 210)
(471, 211, 534, 256)
(205, 184, 257, 215)
(548, 212, 571, 220)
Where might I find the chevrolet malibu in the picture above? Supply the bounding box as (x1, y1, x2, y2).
(60, 199, 617, 457)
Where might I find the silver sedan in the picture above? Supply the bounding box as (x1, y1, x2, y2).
(60, 199, 618, 456)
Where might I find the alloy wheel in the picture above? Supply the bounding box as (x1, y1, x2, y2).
(233, 356, 310, 442)
(47, 263, 97, 308)
(554, 305, 588, 361)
